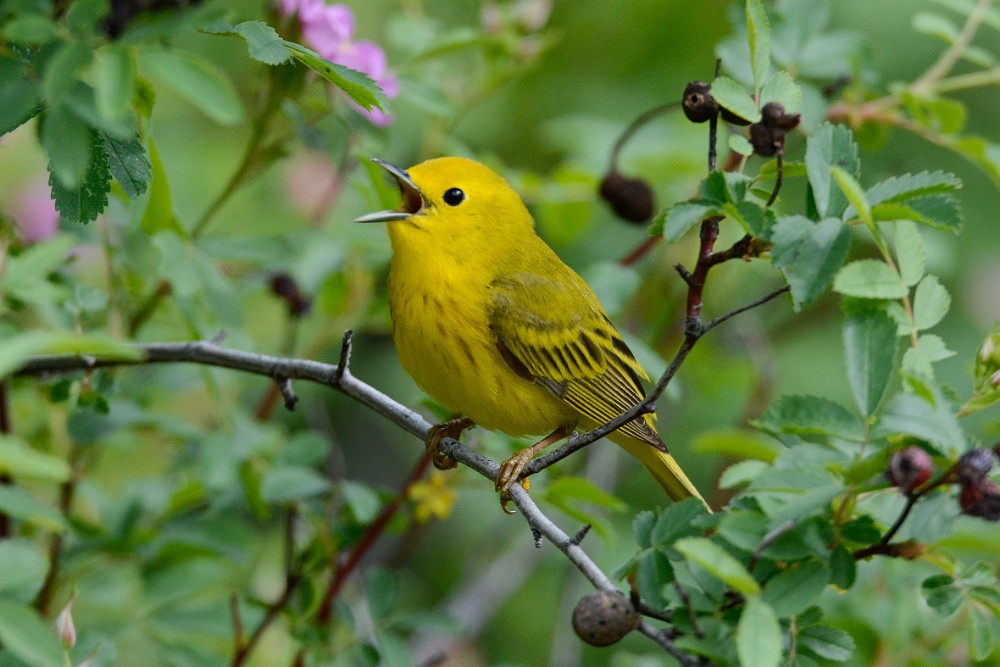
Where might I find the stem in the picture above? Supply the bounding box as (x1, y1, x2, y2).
(910, 0, 994, 95)
(0, 382, 11, 538)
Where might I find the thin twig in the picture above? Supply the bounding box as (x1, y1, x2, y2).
(911, 0, 994, 95)
(0, 381, 11, 538)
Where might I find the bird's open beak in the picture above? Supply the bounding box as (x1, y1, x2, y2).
(354, 158, 425, 223)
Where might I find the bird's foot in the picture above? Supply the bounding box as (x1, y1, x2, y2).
(425, 416, 475, 470)
(497, 448, 536, 513)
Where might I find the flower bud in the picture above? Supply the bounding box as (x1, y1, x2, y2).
(886, 446, 933, 493)
(960, 479, 1000, 521)
(956, 448, 994, 486)
(682, 81, 719, 124)
(572, 590, 639, 646)
(268, 272, 312, 318)
(55, 597, 76, 649)
(599, 170, 655, 224)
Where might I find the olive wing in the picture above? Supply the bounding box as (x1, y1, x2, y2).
(488, 272, 665, 450)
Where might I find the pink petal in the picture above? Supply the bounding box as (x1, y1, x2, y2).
(14, 179, 59, 243)
(301, 3, 355, 55)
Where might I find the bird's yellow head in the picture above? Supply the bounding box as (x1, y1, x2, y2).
(356, 157, 536, 262)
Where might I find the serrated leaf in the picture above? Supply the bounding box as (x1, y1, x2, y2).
(93, 44, 136, 121)
(42, 105, 91, 189)
(912, 275, 950, 331)
(0, 65, 42, 136)
(730, 133, 754, 156)
(633, 510, 656, 549)
(0, 434, 71, 483)
(746, 0, 772, 89)
(843, 309, 897, 417)
(48, 127, 110, 223)
(720, 460, 768, 489)
(726, 201, 774, 237)
(42, 40, 91, 104)
(906, 194, 963, 232)
(711, 75, 761, 123)
(140, 49, 245, 125)
(833, 260, 907, 299)
(877, 392, 965, 456)
(762, 561, 829, 618)
(103, 132, 151, 199)
(232, 21, 293, 65)
(0, 599, 64, 667)
(692, 428, 783, 462)
(832, 166, 872, 226)
(649, 498, 710, 546)
(922, 574, 963, 615)
(675, 537, 760, 595)
(798, 624, 855, 661)
(737, 597, 782, 667)
(760, 70, 802, 113)
(661, 201, 720, 242)
(895, 220, 925, 286)
(756, 395, 864, 442)
(865, 171, 961, 207)
(771, 216, 851, 308)
(283, 41, 387, 112)
(918, 333, 955, 361)
(806, 123, 859, 218)
(637, 548, 674, 608)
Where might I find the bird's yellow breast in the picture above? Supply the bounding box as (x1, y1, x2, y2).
(387, 252, 576, 437)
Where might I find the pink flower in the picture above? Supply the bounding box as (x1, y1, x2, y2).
(14, 178, 59, 243)
(280, 1, 398, 125)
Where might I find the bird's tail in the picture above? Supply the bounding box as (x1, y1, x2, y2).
(609, 430, 711, 511)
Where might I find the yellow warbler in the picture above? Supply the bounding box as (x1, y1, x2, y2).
(357, 157, 707, 509)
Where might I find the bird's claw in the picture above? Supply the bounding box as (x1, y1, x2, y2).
(425, 417, 474, 470)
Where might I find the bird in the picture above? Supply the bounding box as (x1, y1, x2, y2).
(356, 156, 707, 511)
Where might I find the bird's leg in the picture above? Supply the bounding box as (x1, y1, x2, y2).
(497, 426, 570, 513)
(425, 416, 476, 470)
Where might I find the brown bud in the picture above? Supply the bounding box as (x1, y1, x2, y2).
(956, 448, 994, 486)
(887, 446, 933, 494)
(268, 272, 312, 318)
(682, 81, 719, 123)
(572, 590, 639, 647)
(599, 170, 655, 224)
(960, 479, 1000, 521)
(748, 102, 801, 158)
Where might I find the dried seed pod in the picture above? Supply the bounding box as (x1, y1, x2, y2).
(572, 590, 639, 647)
(956, 448, 994, 486)
(887, 446, 933, 494)
(269, 272, 312, 318)
(960, 479, 1000, 521)
(599, 170, 655, 224)
(682, 81, 719, 123)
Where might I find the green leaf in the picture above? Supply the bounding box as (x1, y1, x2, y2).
(746, 0, 772, 89)
(711, 75, 761, 123)
(260, 465, 332, 503)
(633, 510, 656, 549)
(842, 309, 897, 417)
(912, 275, 950, 331)
(140, 137, 185, 235)
(366, 568, 399, 620)
(0, 486, 67, 533)
(877, 393, 965, 456)
(283, 41, 387, 112)
(42, 105, 92, 189)
(894, 221, 925, 286)
(798, 624, 855, 661)
(0, 63, 42, 136)
(140, 49, 245, 125)
(905, 194, 963, 232)
(829, 546, 856, 589)
(918, 333, 955, 361)
(340, 481, 382, 523)
(913, 11, 958, 41)
(0, 234, 76, 305)
(691, 427, 783, 462)
(969, 606, 999, 661)
(760, 70, 802, 113)
(737, 597, 782, 667)
(2, 14, 60, 44)
(0, 540, 49, 600)
(717, 509, 768, 551)
(756, 395, 864, 442)
(833, 260, 907, 299)
(49, 127, 111, 223)
(675, 537, 760, 595)
(832, 166, 872, 226)
(865, 171, 961, 207)
(0, 434, 71, 483)
(762, 561, 829, 618)
(93, 44, 136, 121)
(544, 475, 626, 540)
(636, 548, 674, 609)
(725, 201, 775, 238)
(103, 132, 151, 199)
(806, 123, 859, 218)
(42, 40, 92, 104)
(720, 460, 768, 489)
(0, 598, 64, 667)
(729, 134, 754, 156)
(660, 201, 720, 242)
(232, 21, 293, 65)
(771, 216, 851, 308)
(650, 498, 711, 546)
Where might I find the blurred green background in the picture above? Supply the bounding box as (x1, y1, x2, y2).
(3, 0, 1000, 664)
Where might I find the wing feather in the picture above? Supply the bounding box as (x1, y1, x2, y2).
(489, 272, 665, 450)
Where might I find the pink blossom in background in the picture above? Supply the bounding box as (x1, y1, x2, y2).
(281, 1, 398, 126)
(13, 178, 58, 243)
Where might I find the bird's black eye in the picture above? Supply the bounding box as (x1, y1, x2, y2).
(443, 187, 465, 206)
